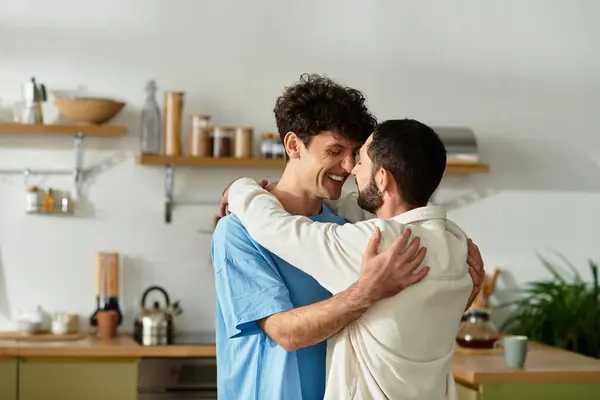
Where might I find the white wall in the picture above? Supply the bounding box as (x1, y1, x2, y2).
(0, 0, 598, 331)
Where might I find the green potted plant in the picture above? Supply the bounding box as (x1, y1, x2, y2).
(500, 252, 600, 358)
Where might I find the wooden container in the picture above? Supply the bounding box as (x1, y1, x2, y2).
(97, 252, 120, 298)
(189, 114, 212, 157)
(97, 310, 117, 339)
(233, 127, 253, 158)
(162, 92, 184, 156)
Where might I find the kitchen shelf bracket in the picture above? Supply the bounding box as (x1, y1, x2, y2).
(160, 163, 221, 224)
(1, 132, 87, 198)
(164, 164, 175, 223)
(73, 133, 85, 197)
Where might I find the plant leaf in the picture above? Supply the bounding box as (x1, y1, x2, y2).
(536, 252, 567, 283)
(499, 252, 600, 359)
(551, 250, 582, 282)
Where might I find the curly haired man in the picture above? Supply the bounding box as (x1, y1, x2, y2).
(212, 74, 485, 400)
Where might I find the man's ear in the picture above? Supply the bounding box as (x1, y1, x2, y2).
(378, 168, 394, 194)
(284, 132, 301, 159)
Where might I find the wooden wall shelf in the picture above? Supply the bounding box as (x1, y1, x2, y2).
(0, 122, 127, 137)
(0, 122, 127, 203)
(140, 155, 489, 224)
(138, 155, 489, 174)
(446, 161, 490, 174)
(139, 155, 286, 169)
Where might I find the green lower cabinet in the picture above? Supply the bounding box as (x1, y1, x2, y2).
(456, 383, 479, 400)
(0, 358, 17, 400)
(458, 382, 600, 400)
(19, 357, 138, 400)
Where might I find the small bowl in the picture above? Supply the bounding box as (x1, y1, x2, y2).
(17, 320, 41, 335)
(55, 97, 126, 125)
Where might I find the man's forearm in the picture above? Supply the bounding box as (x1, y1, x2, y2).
(259, 284, 371, 352)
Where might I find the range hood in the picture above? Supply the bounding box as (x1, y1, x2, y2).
(434, 127, 480, 164)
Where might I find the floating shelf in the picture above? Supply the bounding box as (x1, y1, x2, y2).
(26, 209, 74, 216)
(139, 155, 286, 169)
(0, 122, 128, 203)
(139, 154, 489, 224)
(445, 161, 490, 174)
(0, 122, 127, 137)
(138, 154, 489, 174)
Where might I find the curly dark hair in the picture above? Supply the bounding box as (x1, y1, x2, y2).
(273, 73, 377, 149)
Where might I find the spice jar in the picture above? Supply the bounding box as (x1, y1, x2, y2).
(233, 127, 253, 158)
(26, 186, 41, 213)
(271, 133, 285, 159)
(261, 133, 274, 158)
(42, 188, 56, 213)
(189, 114, 212, 157)
(60, 191, 72, 213)
(213, 127, 233, 158)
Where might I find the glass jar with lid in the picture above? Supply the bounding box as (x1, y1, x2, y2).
(189, 114, 212, 157)
(271, 133, 285, 159)
(212, 126, 234, 158)
(26, 185, 41, 213)
(260, 133, 274, 158)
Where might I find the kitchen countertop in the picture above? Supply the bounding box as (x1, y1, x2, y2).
(3, 334, 600, 386)
(0, 333, 216, 358)
(452, 341, 600, 386)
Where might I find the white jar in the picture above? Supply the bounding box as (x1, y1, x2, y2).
(51, 319, 69, 335)
(26, 186, 40, 213)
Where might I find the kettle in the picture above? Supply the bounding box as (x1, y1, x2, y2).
(456, 309, 500, 349)
(133, 286, 182, 346)
(21, 77, 47, 124)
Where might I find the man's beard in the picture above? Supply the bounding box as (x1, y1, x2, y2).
(357, 174, 383, 214)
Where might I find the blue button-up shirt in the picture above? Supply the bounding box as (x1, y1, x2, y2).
(212, 206, 346, 400)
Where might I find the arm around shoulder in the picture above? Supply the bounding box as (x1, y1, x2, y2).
(228, 178, 391, 293)
(324, 190, 375, 223)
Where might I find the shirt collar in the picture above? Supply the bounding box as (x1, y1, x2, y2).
(392, 205, 447, 224)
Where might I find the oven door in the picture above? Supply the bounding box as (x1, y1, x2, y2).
(138, 357, 217, 399)
(138, 393, 217, 400)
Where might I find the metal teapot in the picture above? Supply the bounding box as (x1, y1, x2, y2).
(133, 285, 182, 346)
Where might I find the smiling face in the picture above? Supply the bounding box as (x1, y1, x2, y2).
(352, 134, 384, 214)
(289, 130, 361, 200)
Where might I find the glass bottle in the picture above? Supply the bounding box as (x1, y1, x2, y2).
(141, 80, 162, 154)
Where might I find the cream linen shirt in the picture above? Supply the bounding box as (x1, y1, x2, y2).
(227, 178, 473, 400)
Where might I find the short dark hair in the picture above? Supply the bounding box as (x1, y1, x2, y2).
(367, 119, 447, 207)
(273, 73, 377, 150)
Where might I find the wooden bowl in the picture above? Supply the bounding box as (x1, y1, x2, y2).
(55, 97, 126, 125)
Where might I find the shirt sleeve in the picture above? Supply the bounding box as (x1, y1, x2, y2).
(212, 215, 294, 339)
(227, 178, 406, 294)
(324, 191, 376, 223)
